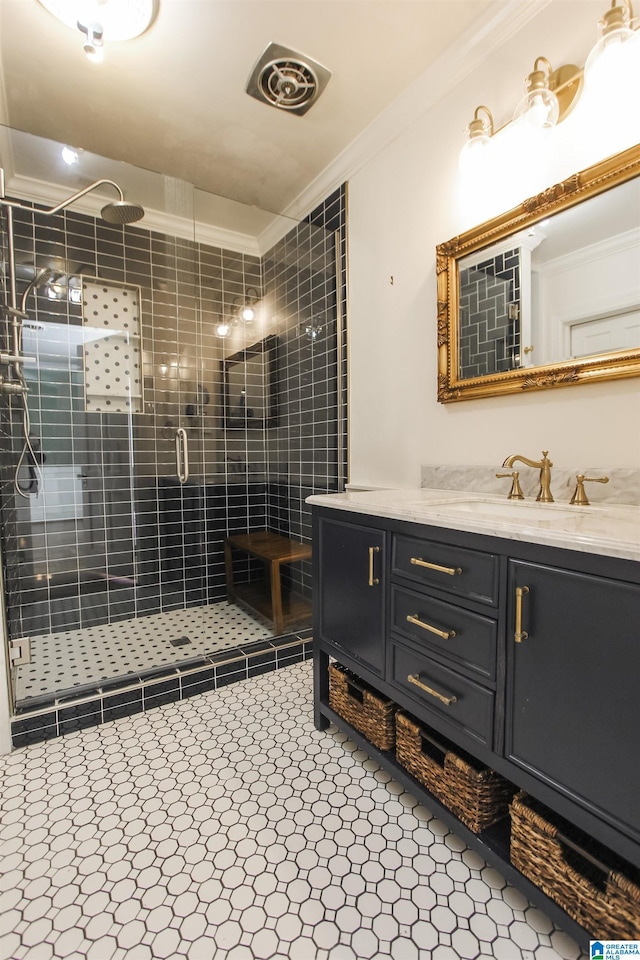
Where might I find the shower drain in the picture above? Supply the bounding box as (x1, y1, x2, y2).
(170, 636, 191, 648)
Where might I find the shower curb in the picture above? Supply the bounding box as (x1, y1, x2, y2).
(11, 632, 313, 748)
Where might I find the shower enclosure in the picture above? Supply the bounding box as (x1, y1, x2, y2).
(0, 126, 346, 724)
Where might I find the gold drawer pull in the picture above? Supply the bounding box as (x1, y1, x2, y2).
(407, 674, 457, 706)
(410, 557, 462, 576)
(368, 546, 380, 586)
(514, 585, 529, 643)
(406, 614, 456, 641)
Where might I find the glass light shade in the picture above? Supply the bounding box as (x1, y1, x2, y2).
(37, 0, 157, 40)
(216, 322, 231, 338)
(240, 305, 255, 323)
(459, 133, 491, 174)
(584, 23, 639, 88)
(513, 87, 560, 129)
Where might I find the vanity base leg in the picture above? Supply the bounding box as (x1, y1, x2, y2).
(314, 646, 330, 730)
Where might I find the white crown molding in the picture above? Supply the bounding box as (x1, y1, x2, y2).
(534, 227, 640, 276)
(280, 0, 553, 223)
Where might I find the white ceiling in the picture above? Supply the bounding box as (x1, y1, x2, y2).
(0, 0, 502, 224)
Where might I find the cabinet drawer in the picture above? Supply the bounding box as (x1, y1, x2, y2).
(391, 585, 496, 681)
(389, 639, 494, 748)
(392, 534, 498, 606)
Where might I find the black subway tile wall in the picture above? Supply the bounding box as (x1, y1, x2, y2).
(459, 247, 521, 378)
(0, 185, 346, 701)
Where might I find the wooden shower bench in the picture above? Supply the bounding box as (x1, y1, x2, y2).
(224, 531, 312, 635)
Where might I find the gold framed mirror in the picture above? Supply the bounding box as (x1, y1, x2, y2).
(436, 144, 640, 402)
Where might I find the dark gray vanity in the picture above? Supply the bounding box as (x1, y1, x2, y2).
(310, 490, 640, 947)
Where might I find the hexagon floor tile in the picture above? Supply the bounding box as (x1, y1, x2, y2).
(0, 660, 587, 959)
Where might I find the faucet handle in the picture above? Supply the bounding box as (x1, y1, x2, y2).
(570, 474, 609, 506)
(496, 471, 525, 500)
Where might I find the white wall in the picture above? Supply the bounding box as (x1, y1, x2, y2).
(347, 0, 640, 488)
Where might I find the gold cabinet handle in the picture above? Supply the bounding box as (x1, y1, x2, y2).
(410, 557, 462, 576)
(368, 546, 380, 586)
(407, 674, 457, 706)
(514, 585, 529, 643)
(406, 614, 456, 641)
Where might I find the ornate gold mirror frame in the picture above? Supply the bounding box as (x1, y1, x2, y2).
(436, 143, 640, 402)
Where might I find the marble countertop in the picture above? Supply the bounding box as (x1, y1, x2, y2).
(306, 488, 640, 562)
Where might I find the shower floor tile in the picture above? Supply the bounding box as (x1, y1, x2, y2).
(0, 661, 586, 960)
(15, 601, 275, 702)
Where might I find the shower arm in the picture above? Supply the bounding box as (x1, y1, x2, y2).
(0, 178, 125, 218)
(43, 179, 125, 216)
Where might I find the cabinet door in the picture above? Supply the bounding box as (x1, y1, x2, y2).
(317, 515, 386, 675)
(507, 560, 640, 840)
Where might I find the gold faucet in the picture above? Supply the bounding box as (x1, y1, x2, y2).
(502, 450, 554, 502)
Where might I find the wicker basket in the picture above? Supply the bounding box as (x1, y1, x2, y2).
(510, 791, 640, 940)
(395, 711, 514, 833)
(328, 663, 396, 751)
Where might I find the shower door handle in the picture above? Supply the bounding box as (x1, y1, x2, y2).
(175, 428, 189, 484)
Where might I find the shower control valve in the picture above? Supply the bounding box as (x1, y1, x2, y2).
(0, 377, 27, 396)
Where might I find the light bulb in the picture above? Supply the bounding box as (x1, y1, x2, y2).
(61, 145, 79, 165)
(585, 24, 640, 90)
(514, 87, 559, 129)
(585, 0, 637, 88)
(459, 135, 490, 174)
(216, 322, 231, 338)
(240, 305, 255, 323)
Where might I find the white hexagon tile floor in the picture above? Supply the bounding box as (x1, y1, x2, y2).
(0, 660, 588, 960)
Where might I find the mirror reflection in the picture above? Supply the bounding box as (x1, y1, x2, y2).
(222, 336, 278, 429)
(437, 144, 640, 402)
(457, 176, 640, 379)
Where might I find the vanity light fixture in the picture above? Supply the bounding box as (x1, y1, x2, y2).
(37, 0, 158, 62)
(234, 287, 260, 323)
(458, 0, 640, 172)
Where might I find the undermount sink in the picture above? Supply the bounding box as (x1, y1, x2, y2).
(430, 499, 583, 523)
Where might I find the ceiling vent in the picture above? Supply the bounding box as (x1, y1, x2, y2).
(246, 43, 331, 116)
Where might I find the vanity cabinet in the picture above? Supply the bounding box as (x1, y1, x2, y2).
(316, 514, 386, 676)
(507, 560, 640, 844)
(312, 504, 640, 948)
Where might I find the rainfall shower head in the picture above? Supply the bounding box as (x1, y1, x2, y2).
(43, 178, 145, 224)
(100, 199, 145, 224)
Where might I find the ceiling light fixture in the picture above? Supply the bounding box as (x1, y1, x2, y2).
(61, 145, 80, 165)
(37, 0, 158, 62)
